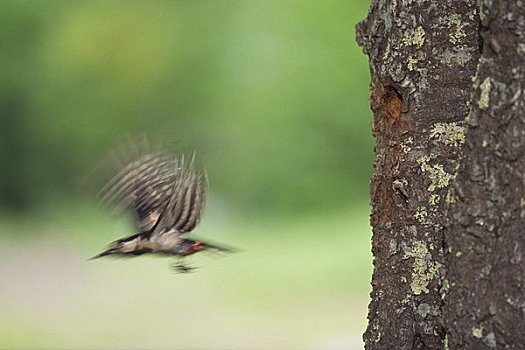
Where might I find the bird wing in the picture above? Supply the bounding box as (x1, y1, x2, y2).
(99, 145, 207, 235)
(152, 154, 208, 235)
(99, 149, 179, 233)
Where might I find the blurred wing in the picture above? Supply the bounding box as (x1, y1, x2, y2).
(153, 155, 208, 235)
(99, 151, 180, 233)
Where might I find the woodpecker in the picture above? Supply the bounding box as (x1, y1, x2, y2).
(91, 140, 233, 272)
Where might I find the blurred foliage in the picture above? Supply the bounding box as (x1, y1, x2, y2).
(0, 0, 372, 217)
(0, 2, 374, 348)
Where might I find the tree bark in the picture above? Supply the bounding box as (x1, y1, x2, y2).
(357, 0, 525, 349)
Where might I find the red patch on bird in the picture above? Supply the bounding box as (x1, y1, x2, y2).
(191, 241, 204, 252)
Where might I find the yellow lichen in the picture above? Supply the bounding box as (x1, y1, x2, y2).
(417, 156, 455, 192)
(445, 188, 457, 204)
(401, 137, 414, 154)
(441, 278, 450, 299)
(449, 14, 467, 44)
(430, 122, 466, 147)
(402, 26, 425, 48)
(429, 194, 440, 205)
(414, 206, 430, 225)
(407, 56, 418, 71)
(404, 241, 442, 295)
(478, 77, 491, 109)
(472, 325, 483, 339)
(468, 8, 477, 20)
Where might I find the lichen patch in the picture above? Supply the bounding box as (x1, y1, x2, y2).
(472, 325, 484, 339)
(402, 26, 425, 48)
(403, 241, 442, 295)
(417, 156, 455, 192)
(478, 77, 491, 109)
(448, 14, 467, 44)
(430, 122, 466, 147)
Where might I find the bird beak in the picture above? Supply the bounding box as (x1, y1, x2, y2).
(199, 241, 237, 254)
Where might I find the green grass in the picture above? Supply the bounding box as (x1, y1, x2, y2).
(0, 202, 371, 349)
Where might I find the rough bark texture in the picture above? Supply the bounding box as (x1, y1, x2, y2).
(357, 0, 525, 349)
(444, 1, 525, 349)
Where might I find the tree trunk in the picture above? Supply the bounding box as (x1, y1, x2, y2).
(356, 1, 525, 349)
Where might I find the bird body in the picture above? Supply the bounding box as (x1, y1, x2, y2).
(91, 140, 232, 271)
(92, 231, 227, 258)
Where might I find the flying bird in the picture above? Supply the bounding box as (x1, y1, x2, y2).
(91, 140, 233, 272)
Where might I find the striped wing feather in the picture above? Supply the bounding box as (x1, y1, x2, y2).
(154, 155, 208, 235)
(100, 149, 207, 235)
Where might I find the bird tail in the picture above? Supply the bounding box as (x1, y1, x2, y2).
(90, 232, 145, 260)
(89, 249, 114, 260)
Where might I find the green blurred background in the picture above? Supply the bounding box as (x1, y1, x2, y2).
(0, 1, 373, 349)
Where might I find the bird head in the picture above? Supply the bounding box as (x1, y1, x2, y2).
(178, 239, 236, 256)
